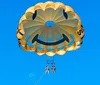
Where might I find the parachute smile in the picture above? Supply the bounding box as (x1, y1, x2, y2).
(32, 34, 69, 46)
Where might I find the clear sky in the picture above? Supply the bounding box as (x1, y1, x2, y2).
(0, 0, 100, 85)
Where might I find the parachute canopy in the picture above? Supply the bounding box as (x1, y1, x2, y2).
(16, 1, 84, 56)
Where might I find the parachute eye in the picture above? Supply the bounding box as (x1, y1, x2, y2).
(32, 10, 37, 20)
(63, 10, 68, 19)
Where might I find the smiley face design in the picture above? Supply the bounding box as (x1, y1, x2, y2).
(16, 1, 84, 56)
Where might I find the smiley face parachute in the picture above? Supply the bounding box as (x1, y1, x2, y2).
(16, 1, 84, 56)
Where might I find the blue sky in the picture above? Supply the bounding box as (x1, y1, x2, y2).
(0, 0, 100, 85)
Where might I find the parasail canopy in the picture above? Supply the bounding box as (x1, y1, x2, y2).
(16, 1, 84, 56)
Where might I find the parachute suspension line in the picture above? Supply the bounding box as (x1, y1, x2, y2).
(53, 56, 55, 64)
(34, 72, 46, 85)
(51, 56, 55, 65)
(46, 56, 55, 65)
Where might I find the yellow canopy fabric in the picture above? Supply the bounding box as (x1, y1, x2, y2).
(16, 1, 84, 56)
